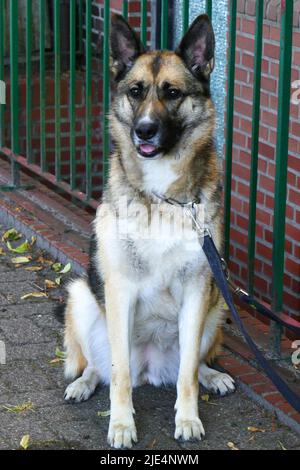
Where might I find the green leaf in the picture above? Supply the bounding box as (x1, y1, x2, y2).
(7, 240, 30, 254)
(55, 276, 61, 286)
(52, 262, 62, 272)
(59, 262, 72, 274)
(20, 434, 30, 450)
(2, 228, 22, 242)
(3, 401, 34, 413)
(55, 348, 66, 360)
(97, 410, 111, 417)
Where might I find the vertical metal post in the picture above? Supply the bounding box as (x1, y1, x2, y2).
(160, 0, 169, 49)
(205, 0, 212, 18)
(122, 0, 128, 20)
(54, 0, 61, 181)
(247, 0, 263, 296)
(182, 0, 189, 33)
(102, 0, 110, 185)
(26, 0, 32, 163)
(10, 0, 20, 186)
(141, 0, 148, 47)
(270, 0, 294, 357)
(0, 0, 5, 148)
(85, 0, 92, 200)
(70, 0, 76, 189)
(40, 0, 46, 171)
(224, 0, 237, 261)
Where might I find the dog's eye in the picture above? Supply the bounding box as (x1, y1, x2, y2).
(129, 86, 142, 99)
(165, 88, 182, 100)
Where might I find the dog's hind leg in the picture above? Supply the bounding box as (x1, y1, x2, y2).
(64, 278, 109, 403)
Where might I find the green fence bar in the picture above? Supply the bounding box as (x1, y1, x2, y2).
(86, 0, 92, 200)
(78, 0, 84, 54)
(223, 0, 237, 261)
(161, 0, 168, 49)
(182, 0, 189, 33)
(141, 0, 148, 47)
(26, 0, 32, 163)
(10, 0, 20, 185)
(39, 0, 46, 171)
(122, 0, 128, 20)
(103, 0, 110, 184)
(70, 0, 76, 190)
(54, 0, 61, 181)
(247, 0, 263, 295)
(270, 1, 294, 356)
(0, 0, 4, 148)
(205, 0, 212, 18)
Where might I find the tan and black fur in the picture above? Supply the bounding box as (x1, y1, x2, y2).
(63, 14, 235, 449)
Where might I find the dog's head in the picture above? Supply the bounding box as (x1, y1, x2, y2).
(110, 14, 215, 161)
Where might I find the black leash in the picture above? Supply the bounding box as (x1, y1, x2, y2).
(234, 289, 300, 335)
(202, 231, 300, 414)
(153, 192, 300, 414)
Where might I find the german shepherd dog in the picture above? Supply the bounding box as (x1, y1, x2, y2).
(63, 13, 235, 448)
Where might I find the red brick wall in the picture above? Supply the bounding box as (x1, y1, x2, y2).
(228, 0, 300, 318)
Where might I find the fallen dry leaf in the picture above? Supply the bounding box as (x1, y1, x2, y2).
(20, 434, 30, 450)
(97, 410, 111, 417)
(48, 358, 62, 364)
(247, 426, 266, 433)
(21, 292, 48, 300)
(3, 401, 34, 413)
(278, 441, 287, 450)
(11, 256, 32, 264)
(200, 394, 219, 406)
(45, 279, 57, 289)
(36, 256, 53, 265)
(25, 266, 43, 272)
(0, 247, 5, 255)
(227, 442, 239, 450)
(201, 394, 210, 402)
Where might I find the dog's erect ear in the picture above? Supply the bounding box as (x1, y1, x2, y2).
(110, 14, 144, 81)
(176, 14, 215, 80)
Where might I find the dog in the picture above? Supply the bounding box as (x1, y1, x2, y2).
(62, 13, 235, 449)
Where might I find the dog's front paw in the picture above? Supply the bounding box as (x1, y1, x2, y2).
(108, 418, 137, 449)
(175, 417, 205, 442)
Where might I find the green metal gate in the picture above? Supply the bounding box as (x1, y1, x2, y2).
(0, 0, 297, 356)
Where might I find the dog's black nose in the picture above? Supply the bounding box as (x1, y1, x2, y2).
(135, 121, 159, 141)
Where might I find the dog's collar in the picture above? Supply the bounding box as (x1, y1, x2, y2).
(152, 192, 201, 208)
(152, 192, 209, 236)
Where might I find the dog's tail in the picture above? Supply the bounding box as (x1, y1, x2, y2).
(54, 302, 66, 324)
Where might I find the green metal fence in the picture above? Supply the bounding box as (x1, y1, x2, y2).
(223, 0, 295, 355)
(0, 1, 296, 355)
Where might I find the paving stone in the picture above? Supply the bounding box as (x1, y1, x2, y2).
(0, 220, 300, 450)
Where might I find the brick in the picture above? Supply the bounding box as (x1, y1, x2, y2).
(264, 43, 280, 60)
(261, 76, 277, 93)
(264, 392, 285, 406)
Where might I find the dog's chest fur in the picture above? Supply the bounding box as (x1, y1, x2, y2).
(115, 206, 207, 348)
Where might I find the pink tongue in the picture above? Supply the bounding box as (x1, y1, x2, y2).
(139, 144, 156, 154)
